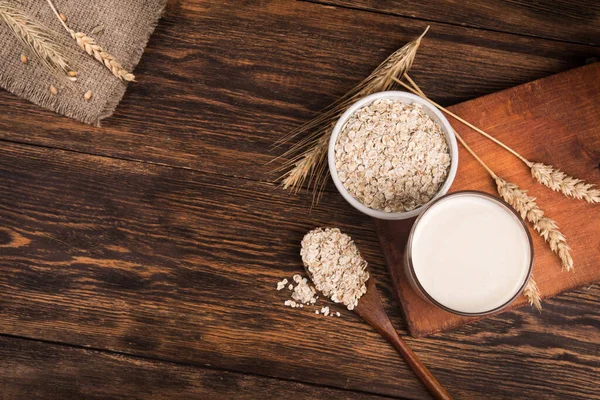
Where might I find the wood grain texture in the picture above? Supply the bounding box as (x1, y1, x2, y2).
(310, 0, 600, 45)
(0, 336, 392, 400)
(354, 276, 453, 400)
(0, 0, 599, 398)
(377, 63, 600, 338)
(0, 0, 598, 183)
(0, 141, 598, 399)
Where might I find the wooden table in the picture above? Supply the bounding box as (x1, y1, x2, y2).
(0, 1, 598, 399)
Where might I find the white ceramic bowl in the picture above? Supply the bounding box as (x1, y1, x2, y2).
(328, 91, 459, 220)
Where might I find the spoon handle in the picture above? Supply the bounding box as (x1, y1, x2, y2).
(355, 278, 453, 400)
(383, 325, 453, 400)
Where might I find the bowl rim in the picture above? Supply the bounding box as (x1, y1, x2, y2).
(405, 190, 535, 316)
(328, 90, 459, 220)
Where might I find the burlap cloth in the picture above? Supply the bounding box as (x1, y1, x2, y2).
(0, 0, 167, 125)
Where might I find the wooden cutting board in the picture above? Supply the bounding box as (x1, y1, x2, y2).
(376, 63, 600, 337)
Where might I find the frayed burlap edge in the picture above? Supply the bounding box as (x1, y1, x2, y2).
(0, 0, 167, 126)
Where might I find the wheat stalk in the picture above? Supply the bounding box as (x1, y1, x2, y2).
(273, 26, 430, 196)
(46, 0, 135, 82)
(523, 276, 542, 311)
(403, 78, 577, 309)
(401, 77, 574, 273)
(281, 134, 329, 204)
(530, 162, 600, 203)
(396, 75, 600, 204)
(0, 1, 76, 79)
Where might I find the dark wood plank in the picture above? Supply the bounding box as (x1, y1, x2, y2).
(0, 336, 392, 400)
(309, 0, 600, 45)
(0, 142, 598, 399)
(0, 0, 598, 181)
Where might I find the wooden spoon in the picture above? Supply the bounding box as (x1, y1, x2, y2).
(305, 265, 453, 400)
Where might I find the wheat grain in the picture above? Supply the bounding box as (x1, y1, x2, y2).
(91, 25, 104, 35)
(46, 0, 135, 82)
(523, 276, 541, 311)
(20, 54, 27, 63)
(531, 162, 600, 204)
(0, 2, 76, 79)
(49, 84, 57, 95)
(274, 27, 429, 197)
(84, 90, 93, 101)
(495, 177, 573, 271)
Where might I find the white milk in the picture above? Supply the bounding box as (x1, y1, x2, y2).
(410, 193, 531, 314)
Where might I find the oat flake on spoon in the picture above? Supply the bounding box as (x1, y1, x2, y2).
(300, 228, 369, 310)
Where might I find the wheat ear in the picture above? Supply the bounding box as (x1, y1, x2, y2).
(530, 163, 600, 203)
(400, 77, 574, 272)
(397, 75, 600, 204)
(523, 276, 542, 311)
(273, 26, 430, 197)
(46, 0, 135, 82)
(0, 1, 76, 79)
(401, 79, 576, 310)
(495, 177, 573, 271)
(280, 134, 329, 200)
(404, 80, 553, 310)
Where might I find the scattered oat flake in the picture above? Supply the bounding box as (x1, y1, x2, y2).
(278, 271, 345, 317)
(336, 312, 341, 317)
(284, 299, 299, 308)
(279, 274, 318, 308)
(84, 91, 93, 101)
(334, 99, 450, 212)
(20, 54, 27, 64)
(291, 276, 317, 304)
(49, 85, 58, 95)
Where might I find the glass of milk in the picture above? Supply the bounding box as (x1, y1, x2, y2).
(404, 191, 534, 316)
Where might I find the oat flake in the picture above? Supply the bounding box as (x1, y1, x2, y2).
(291, 276, 317, 305)
(335, 99, 451, 212)
(276, 278, 288, 291)
(300, 228, 369, 310)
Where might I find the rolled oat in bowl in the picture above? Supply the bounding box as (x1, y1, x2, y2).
(334, 98, 451, 213)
